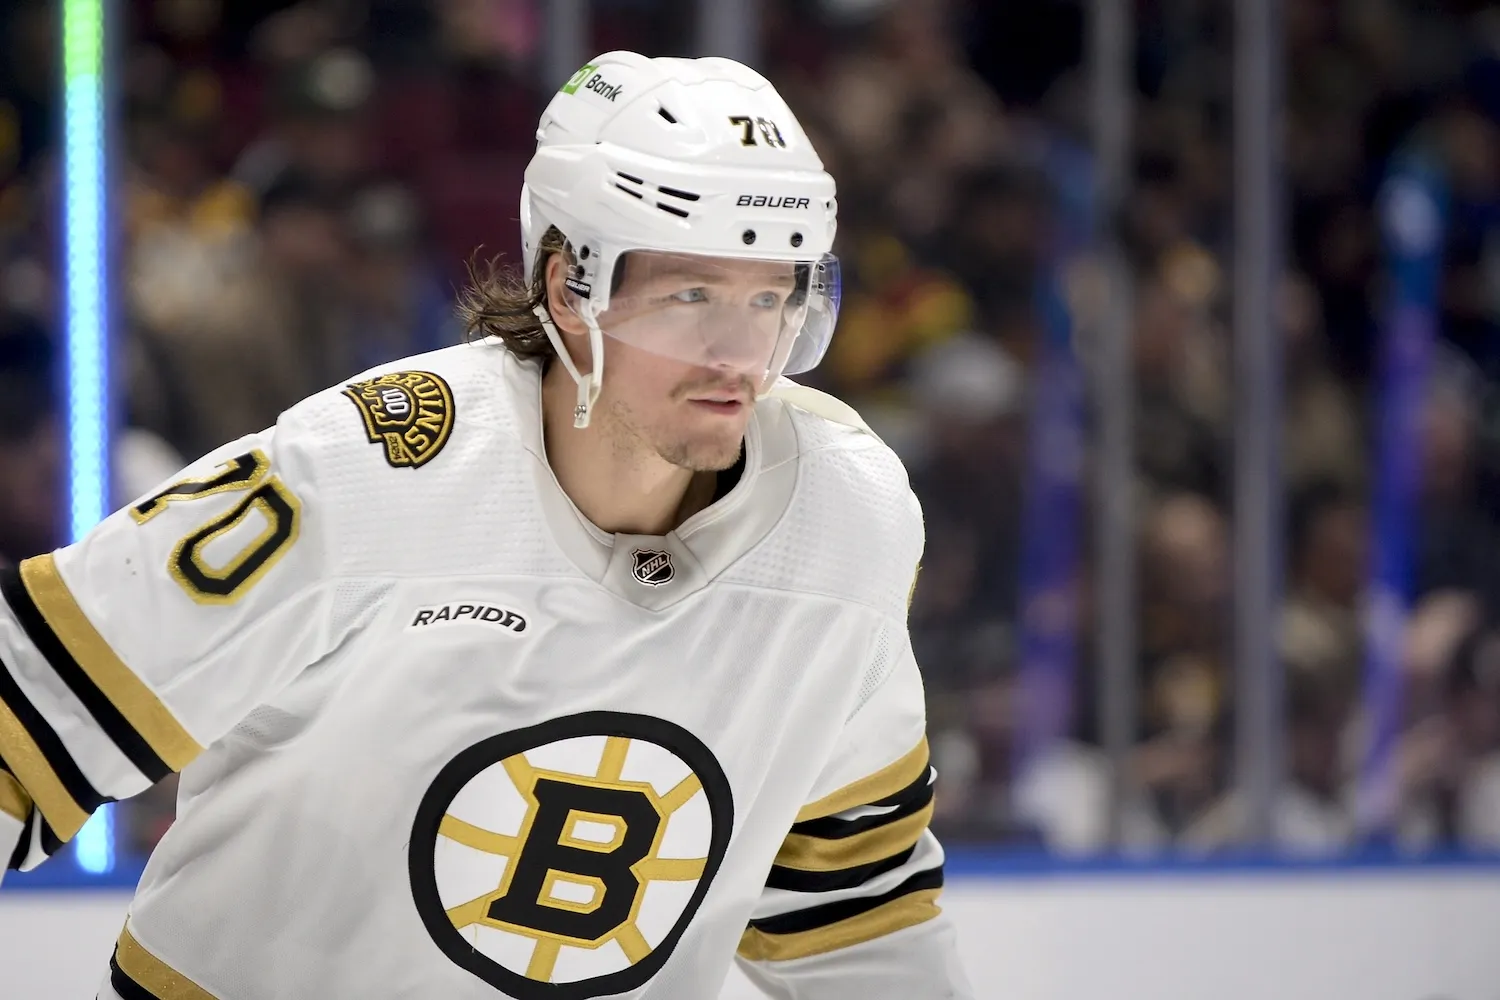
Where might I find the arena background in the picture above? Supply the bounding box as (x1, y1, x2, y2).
(4, 0, 1500, 995)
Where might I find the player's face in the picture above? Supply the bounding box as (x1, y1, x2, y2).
(597, 335, 756, 472)
(550, 252, 796, 472)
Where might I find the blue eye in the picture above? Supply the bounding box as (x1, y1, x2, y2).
(751, 292, 781, 309)
(671, 288, 708, 303)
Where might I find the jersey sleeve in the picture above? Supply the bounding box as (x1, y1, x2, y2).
(0, 409, 350, 877)
(736, 630, 975, 999)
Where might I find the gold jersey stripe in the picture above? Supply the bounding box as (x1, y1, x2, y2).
(115, 925, 221, 1000)
(795, 738, 929, 823)
(774, 800, 935, 873)
(737, 888, 942, 962)
(21, 555, 203, 770)
(0, 697, 87, 838)
(0, 767, 29, 823)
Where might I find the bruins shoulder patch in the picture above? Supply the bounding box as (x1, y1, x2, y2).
(343, 370, 454, 469)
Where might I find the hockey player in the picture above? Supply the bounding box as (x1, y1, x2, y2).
(0, 52, 974, 999)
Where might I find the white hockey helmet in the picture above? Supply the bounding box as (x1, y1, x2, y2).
(522, 51, 840, 427)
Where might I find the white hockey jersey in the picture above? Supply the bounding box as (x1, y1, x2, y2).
(0, 343, 973, 999)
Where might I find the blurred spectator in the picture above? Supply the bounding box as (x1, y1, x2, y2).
(0, 304, 184, 567)
(1131, 254, 1230, 504)
(1281, 479, 1368, 695)
(342, 181, 460, 369)
(1434, 628, 1500, 846)
(1410, 356, 1500, 616)
(1140, 493, 1231, 672)
(1183, 669, 1365, 856)
(815, 0, 1004, 242)
(939, 162, 1047, 332)
(818, 229, 975, 395)
(1133, 660, 1225, 839)
(1281, 274, 1367, 493)
(124, 55, 253, 247)
(233, 48, 377, 203)
(130, 167, 352, 460)
(1435, 76, 1500, 378)
(905, 333, 1025, 653)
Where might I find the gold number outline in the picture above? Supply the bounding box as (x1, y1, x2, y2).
(130, 451, 269, 524)
(728, 114, 757, 146)
(137, 450, 303, 605)
(728, 115, 786, 148)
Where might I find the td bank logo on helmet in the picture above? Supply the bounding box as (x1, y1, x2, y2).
(562, 62, 623, 102)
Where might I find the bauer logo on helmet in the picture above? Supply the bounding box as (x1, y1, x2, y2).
(735, 195, 811, 210)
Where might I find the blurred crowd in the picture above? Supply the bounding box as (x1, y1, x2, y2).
(2, 0, 1500, 859)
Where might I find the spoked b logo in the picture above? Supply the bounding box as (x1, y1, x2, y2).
(409, 712, 733, 999)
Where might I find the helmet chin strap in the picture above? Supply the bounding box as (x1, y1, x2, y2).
(534, 303, 604, 429)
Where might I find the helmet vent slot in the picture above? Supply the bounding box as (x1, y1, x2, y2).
(657, 185, 701, 202)
(655, 202, 690, 219)
(658, 105, 679, 124)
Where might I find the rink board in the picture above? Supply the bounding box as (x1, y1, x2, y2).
(4, 857, 1500, 999)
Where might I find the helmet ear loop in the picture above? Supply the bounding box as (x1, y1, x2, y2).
(532, 293, 604, 430)
(576, 310, 606, 429)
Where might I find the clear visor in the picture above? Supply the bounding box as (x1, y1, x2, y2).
(573, 250, 841, 392)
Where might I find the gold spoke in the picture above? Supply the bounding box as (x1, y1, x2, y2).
(445, 895, 494, 930)
(659, 773, 702, 814)
(635, 856, 707, 881)
(616, 922, 653, 963)
(439, 814, 520, 857)
(598, 736, 631, 781)
(502, 752, 535, 792)
(527, 939, 562, 981)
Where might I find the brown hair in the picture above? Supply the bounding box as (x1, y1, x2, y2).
(457, 226, 570, 360)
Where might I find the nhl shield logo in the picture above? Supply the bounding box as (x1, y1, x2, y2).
(631, 549, 674, 586)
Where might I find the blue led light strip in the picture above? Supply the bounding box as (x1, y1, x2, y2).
(62, 0, 114, 875)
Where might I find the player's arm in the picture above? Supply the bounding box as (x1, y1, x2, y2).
(736, 629, 975, 1000)
(0, 410, 349, 878)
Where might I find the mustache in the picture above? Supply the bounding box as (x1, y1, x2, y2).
(672, 375, 757, 401)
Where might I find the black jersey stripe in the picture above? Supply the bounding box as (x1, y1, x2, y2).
(2, 762, 32, 870)
(773, 797, 933, 876)
(739, 866, 946, 962)
(2, 566, 172, 782)
(14, 556, 201, 772)
(110, 952, 162, 1000)
(39, 810, 63, 856)
(7, 810, 32, 870)
(749, 865, 944, 936)
(112, 926, 220, 1000)
(795, 738, 930, 823)
(766, 843, 917, 893)
(789, 767, 934, 840)
(0, 648, 107, 838)
(2, 763, 71, 869)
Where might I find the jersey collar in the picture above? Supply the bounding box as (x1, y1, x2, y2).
(505, 353, 797, 610)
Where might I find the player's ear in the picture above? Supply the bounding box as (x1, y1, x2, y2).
(543, 254, 589, 338)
